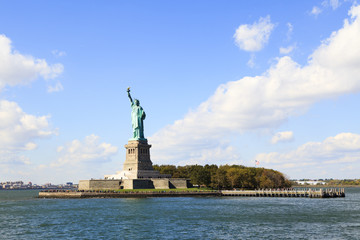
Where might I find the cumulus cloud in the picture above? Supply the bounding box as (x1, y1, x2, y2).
(52, 134, 118, 167)
(150, 5, 360, 166)
(0, 100, 54, 151)
(0, 100, 56, 165)
(0, 134, 118, 183)
(0, 34, 63, 91)
(0, 151, 31, 165)
(279, 45, 296, 54)
(271, 131, 294, 144)
(233, 15, 275, 52)
(256, 133, 360, 177)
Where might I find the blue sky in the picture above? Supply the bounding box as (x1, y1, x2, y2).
(1, 0, 360, 184)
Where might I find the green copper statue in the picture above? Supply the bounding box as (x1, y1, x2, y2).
(127, 87, 146, 140)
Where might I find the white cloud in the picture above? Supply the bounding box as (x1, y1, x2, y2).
(256, 133, 360, 177)
(0, 100, 54, 151)
(0, 134, 118, 183)
(330, 0, 341, 9)
(0, 34, 63, 91)
(150, 5, 360, 166)
(311, 0, 343, 16)
(47, 81, 64, 93)
(322, 0, 341, 10)
(247, 54, 256, 68)
(311, 6, 323, 16)
(52, 134, 118, 167)
(0, 100, 56, 165)
(286, 22, 293, 40)
(0, 151, 31, 165)
(279, 45, 296, 54)
(271, 131, 294, 144)
(233, 15, 275, 52)
(51, 49, 66, 57)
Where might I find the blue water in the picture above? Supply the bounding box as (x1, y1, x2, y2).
(0, 188, 360, 239)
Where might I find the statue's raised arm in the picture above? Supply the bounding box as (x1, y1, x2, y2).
(127, 87, 133, 104)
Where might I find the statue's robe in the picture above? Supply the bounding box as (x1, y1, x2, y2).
(131, 103, 146, 139)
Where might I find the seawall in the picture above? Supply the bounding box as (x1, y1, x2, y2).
(39, 188, 345, 198)
(39, 190, 220, 198)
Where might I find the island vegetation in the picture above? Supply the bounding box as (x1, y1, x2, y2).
(153, 164, 292, 189)
(292, 179, 360, 187)
(325, 179, 360, 186)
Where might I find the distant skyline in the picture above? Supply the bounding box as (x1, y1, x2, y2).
(1, 0, 360, 184)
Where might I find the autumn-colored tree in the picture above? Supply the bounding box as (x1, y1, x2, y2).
(153, 164, 291, 189)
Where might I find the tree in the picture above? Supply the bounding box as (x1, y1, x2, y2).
(154, 164, 292, 189)
(226, 168, 241, 189)
(212, 167, 229, 189)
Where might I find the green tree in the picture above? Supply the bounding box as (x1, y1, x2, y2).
(226, 168, 241, 189)
(155, 164, 292, 190)
(212, 167, 229, 189)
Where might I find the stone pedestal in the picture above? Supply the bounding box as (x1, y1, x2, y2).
(79, 139, 189, 190)
(104, 139, 170, 180)
(123, 139, 168, 179)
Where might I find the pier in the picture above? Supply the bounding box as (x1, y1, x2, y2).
(221, 188, 345, 198)
(39, 188, 345, 198)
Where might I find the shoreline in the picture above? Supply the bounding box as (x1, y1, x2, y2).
(39, 188, 345, 199)
(39, 191, 220, 198)
(293, 185, 360, 188)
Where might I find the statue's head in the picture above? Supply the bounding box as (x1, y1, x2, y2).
(134, 99, 140, 106)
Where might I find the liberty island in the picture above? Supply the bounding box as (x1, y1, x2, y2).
(39, 88, 345, 198)
(39, 88, 346, 198)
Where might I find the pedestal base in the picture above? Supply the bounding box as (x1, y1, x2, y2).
(78, 178, 191, 190)
(80, 139, 190, 190)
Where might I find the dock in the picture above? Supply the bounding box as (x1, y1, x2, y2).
(39, 188, 345, 198)
(221, 188, 345, 198)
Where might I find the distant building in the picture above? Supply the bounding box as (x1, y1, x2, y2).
(296, 180, 326, 185)
(0, 181, 76, 190)
(0, 181, 25, 189)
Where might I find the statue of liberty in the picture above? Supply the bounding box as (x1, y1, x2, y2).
(127, 88, 146, 140)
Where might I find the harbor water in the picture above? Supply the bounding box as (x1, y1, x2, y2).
(0, 188, 360, 239)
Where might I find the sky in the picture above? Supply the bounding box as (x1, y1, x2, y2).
(1, 0, 360, 184)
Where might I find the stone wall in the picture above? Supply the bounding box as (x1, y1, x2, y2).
(121, 179, 156, 189)
(78, 180, 121, 190)
(78, 180, 90, 190)
(133, 180, 155, 189)
(78, 178, 190, 190)
(152, 179, 170, 189)
(121, 179, 133, 189)
(169, 179, 190, 189)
